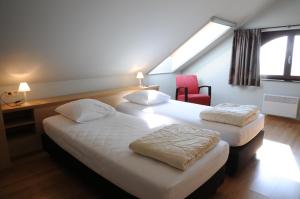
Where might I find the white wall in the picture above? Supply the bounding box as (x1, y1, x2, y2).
(184, 38, 300, 106)
(145, 74, 177, 98)
(0, 75, 138, 100)
(181, 0, 300, 118)
(0, 0, 274, 100)
(246, 0, 300, 28)
(0, 0, 275, 85)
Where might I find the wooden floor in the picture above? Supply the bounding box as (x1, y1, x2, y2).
(0, 116, 300, 199)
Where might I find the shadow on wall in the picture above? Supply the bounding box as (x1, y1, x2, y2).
(145, 73, 178, 99)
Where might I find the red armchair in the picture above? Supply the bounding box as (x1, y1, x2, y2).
(175, 75, 211, 106)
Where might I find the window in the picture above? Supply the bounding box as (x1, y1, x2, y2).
(260, 30, 300, 81)
(291, 36, 300, 76)
(149, 17, 234, 75)
(260, 36, 287, 76)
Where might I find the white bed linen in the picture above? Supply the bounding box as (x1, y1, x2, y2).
(43, 112, 229, 199)
(116, 100, 265, 147)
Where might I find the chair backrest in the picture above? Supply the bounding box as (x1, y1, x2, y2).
(176, 75, 199, 95)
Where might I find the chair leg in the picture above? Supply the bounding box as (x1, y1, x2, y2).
(184, 88, 188, 102)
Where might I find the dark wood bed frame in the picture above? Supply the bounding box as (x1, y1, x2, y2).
(42, 133, 226, 199)
(226, 130, 264, 175)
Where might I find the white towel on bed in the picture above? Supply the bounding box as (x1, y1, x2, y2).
(129, 124, 220, 170)
(200, 103, 259, 127)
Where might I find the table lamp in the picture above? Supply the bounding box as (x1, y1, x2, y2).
(136, 72, 144, 87)
(18, 82, 31, 102)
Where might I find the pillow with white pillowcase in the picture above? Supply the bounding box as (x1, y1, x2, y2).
(55, 99, 115, 123)
(124, 90, 170, 105)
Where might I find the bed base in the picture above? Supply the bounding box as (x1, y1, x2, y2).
(226, 130, 264, 175)
(42, 133, 226, 199)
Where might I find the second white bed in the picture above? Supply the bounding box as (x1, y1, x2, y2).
(116, 100, 265, 147)
(43, 112, 229, 199)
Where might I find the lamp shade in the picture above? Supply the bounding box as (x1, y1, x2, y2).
(18, 82, 31, 92)
(136, 72, 144, 79)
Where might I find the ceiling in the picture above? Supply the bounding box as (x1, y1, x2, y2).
(0, 0, 277, 85)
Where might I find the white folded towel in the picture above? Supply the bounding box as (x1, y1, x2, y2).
(129, 124, 220, 170)
(200, 103, 259, 127)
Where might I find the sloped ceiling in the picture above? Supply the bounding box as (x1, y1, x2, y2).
(0, 0, 277, 86)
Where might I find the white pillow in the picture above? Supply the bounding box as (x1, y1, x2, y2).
(124, 90, 170, 105)
(55, 99, 115, 123)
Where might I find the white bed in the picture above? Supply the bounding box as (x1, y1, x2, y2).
(43, 111, 229, 199)
(116, 100, 265, 147)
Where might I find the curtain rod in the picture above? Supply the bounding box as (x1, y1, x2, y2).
(261, 24, 300, 30)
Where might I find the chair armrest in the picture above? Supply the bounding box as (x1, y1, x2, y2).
(199, 85, 211, 97)
(176, 87, 188, 102)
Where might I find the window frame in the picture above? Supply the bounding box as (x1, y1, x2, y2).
(260, 29, 300, 81)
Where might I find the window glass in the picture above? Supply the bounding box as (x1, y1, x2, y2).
(291, 35, 300, 76)
(260, 36, 288, 76)
(171, 22, 230, 71)
(149, 21, 231, 74)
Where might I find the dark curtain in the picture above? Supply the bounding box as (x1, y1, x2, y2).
(229, 29, 261, 86)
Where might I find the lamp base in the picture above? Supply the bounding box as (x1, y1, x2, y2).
(138, 79, 144, 87)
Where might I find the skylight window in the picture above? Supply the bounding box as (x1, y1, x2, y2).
(149, 17, 234, 75)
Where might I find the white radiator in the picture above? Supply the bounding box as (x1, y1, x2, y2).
(262, 94, 299, 118)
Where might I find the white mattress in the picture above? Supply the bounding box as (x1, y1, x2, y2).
(116, 100, 265, 147)
(43, 112, 229, 199)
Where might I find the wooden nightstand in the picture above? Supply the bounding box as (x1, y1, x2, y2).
(0, 110, 10, 169)
(140, 85, 160, 91)
(1, 106, 42, 160)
